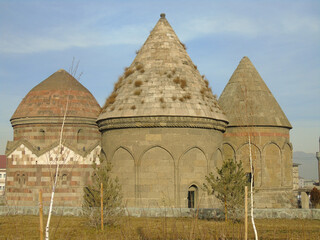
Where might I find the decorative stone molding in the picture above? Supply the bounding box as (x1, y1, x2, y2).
(98, 116, 227, 132)
(11, 116, 98, 127)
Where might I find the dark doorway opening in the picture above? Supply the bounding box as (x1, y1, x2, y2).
(188, 185, 198, 208)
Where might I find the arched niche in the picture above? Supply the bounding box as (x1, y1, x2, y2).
(209, 149, 223, 175)
(77, 129, 86, 144)
(263, 143, 281, 188)
(179, 147, 207, 207)
(237, 143, 262, 187)
(39, 129, 45, 143)
(112, 147, 135, 206)
(222, 143, 235, 162)
(139, 146, 174, 207)
(282, 144, 293, 187)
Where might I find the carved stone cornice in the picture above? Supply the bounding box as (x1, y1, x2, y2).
(11, 116, 98, 127)
(6, 139, 101, 158)
(98, 116, 227, 132)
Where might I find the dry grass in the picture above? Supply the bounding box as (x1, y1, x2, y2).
(180, 42, 187, 50)
(204, 79, 209, 88)
(134, 80, 143, 87)
(134, 89, 142, 96)
(183, 93, 192, 100)
(173, 77, 180, 84)
(114, 76, 123, 92)
(135, 63, 143, 71)
(180, 79, 187, 89)
(124, 68, 135, 78)
(0, 215, 319, 240)
(103, 92, 118, 108)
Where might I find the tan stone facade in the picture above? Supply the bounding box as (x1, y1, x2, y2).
(222, 126, 294, 208)
(99, 120, 224, 208)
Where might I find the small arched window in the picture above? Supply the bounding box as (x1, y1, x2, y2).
(188, 185, 199, 208)
(77, 129, 85, 144)
(39, 129, 45, 143)
(62, 174, 68, 185)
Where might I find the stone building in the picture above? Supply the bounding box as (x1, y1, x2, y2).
(5, 70, 101, 206)
(0, 155, 6, 195)
(5, 14, 294, 208)
(218, 57, 294, 208)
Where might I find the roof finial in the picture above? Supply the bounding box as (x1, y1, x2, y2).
(160, 13, 166, 19)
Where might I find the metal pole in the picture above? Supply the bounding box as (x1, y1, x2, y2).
(101, 182, 104, 231)
(245, 186, 248, 240)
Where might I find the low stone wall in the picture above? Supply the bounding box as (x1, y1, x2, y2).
(0, 206, 319, 220)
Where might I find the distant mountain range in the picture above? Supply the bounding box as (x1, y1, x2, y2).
(293, 151, 318, 180)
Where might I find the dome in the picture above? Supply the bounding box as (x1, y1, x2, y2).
(11, 69, 101, 120)
(218, 57, 292, 128)
(98, 14, 227, 123)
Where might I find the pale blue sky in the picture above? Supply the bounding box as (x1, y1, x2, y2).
(0, 0, 319, 156)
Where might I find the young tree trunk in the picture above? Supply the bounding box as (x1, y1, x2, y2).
(248, 134, 258, 240)
(45, 97, 69, 240)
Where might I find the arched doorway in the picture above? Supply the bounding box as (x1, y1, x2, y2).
(188, 185, 198, 208)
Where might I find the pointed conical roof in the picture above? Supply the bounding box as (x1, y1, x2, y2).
(98, 14, 227, 123)
(218, 57, 292, 128)
(12, 69, 101, 120)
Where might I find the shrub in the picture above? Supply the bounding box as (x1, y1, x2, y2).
(159, 97, 164, 103)
(179, 97, 184, 102)
(131, 105, 136, 110)
(172, 96, 177, 101)
(134, 80, 143, 87)
(204, 159, 247, 221)
(83, 159, 123, 228)
(310, 187, 320, 208)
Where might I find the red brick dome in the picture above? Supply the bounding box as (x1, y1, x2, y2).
(11, 69, 101, 120)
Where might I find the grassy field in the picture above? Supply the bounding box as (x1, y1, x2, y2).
(0, 215, 319, 240)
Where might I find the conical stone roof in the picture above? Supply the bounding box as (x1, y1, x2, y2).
(218, 57, 292, 128)
(12, 69, 101, 120)
(98, 14, 227, 124)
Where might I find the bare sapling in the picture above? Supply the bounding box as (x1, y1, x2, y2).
(45, 95, 70, 240)
(243, 86, 258, 240)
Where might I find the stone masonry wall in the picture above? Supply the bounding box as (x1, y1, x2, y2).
(101, 127, 224, 208)
(223, 126, 294, 208)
